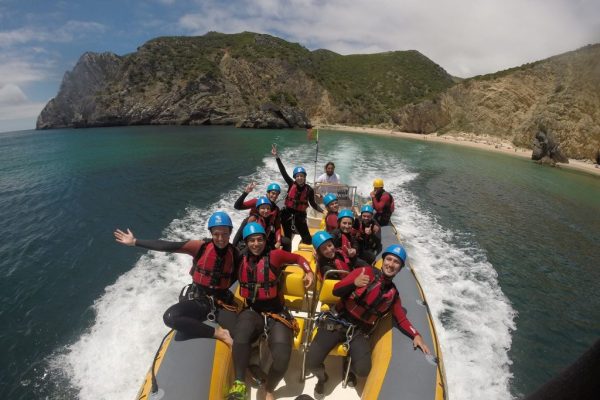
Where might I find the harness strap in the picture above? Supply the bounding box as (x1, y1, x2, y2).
(262, 311, 300, 336)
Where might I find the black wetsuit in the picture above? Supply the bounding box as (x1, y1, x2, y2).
(276, 157, 323, 244)
(135, 238, 240, 338)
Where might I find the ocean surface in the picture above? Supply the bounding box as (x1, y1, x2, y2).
(0, 125, 598, 400)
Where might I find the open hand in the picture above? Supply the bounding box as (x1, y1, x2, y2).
(303, 271, 314, 289)
(345, 245, 357, 258)
(271, 143, 278, 157)
(245, 181, 257, 193)
(114, 228, 136, 246)
(413, 334, 431, 355)
(354, 268, 370, 287)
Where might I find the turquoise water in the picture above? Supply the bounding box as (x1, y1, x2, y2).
(0, 126, 598, 399)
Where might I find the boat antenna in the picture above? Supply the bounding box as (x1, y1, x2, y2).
(313, 127, 319, 185)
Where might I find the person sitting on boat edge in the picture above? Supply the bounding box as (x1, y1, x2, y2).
(113, 211, 239, 346)
(321, 193, 339, 233)
(306, 244, 430, 398)
(272, 144, 324, 245)
(227, 222, 314, 400)
(352, 204, 382, 265)
(312, 230, 366, 280)
(370, 178, 395, 226)
(316, 161, 341, 184)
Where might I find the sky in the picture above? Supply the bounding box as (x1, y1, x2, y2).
(1, 0, 599, 133)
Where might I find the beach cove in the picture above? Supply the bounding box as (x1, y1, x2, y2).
(320, 124, 600, 178)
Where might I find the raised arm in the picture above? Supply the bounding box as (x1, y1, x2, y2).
(272, 144, 294, 186)
(308, 186, 324, 213)
(113, 228, 202, 256)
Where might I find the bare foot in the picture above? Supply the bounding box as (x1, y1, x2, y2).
(264, 391, 275, 400)
(213, 326, 233, 346)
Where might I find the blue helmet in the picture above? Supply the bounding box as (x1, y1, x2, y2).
(207, 211, 233, 230)
(293, 166, 307, 177)
(242, 222, 266, 240)
(323, 193, 338, 206)
(337, 209, 354, 221)
(360, 204, 374, 215)
(266, 183, 281, 193)
(312, 230, 333, 250)
(382, 244, 407, 265)
(256, 196, 272, 209)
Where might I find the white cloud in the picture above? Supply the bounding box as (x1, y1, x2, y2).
(0, 20, 106, 47)
(0, 59, 51, 86)
(178, 0, 600, 77)
(0, 84, 28, 104)
(0, 100, 46, 121)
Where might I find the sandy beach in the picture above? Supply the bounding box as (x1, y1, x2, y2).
(319, 124, 600, 178)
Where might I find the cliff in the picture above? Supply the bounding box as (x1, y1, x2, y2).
(393, 44, 600, 159)
(37, 32, 454, 130)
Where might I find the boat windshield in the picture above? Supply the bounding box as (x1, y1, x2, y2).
(314, 183, 357, 209)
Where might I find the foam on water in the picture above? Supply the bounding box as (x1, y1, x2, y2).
(52, 142, 515, 400)
(49, 147, 314, 400)
(340, 148, 516, 400)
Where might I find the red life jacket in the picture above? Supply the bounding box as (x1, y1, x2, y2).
(319, 249, 352, 279)
(374, 191, 395, 214)
(339, 231, 353, 259)
(248, 213, 277, 242)
(191, 242, 236, 290)
(238, 254, 279, 302)
(341, 269, 397, 325)
(284, 183, 309, 212)
(325, 212, 338, 232)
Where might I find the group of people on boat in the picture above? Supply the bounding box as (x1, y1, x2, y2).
(113, 144, 428, 400)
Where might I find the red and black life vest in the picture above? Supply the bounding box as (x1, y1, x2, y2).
(318, 249, 352, 279)
(248, 213, 277, 242)
(325, 212, 338, 232)
(374, 190, 395, 215)
(238, 254, 279, 302)
(191, 242, 236, 290)
(340, 269, 397, 325)
(284, 183, 309, 212)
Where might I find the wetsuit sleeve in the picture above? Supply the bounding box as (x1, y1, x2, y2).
(270, 249, 312, 274)
(234, 192, 257, 210)
(392, 295, 419, 339)
(326, 214, 338, 231)
(275, 157, 294, 186)
(135, 239, 202, 257)
(308, 186, 324, 213)
(332, 267, 370, 297)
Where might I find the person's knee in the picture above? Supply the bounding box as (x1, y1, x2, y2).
(351, 357, 371, 377)
(162, 305, 179, 328)
(270, 343, 291, 372)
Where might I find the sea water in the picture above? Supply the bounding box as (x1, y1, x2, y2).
(0, 125, 598, 399)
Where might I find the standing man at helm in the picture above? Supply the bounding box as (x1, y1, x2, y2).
(316, 161, 341, 184)
(370, 178, 395, 226)
(271, 144, 323, 244)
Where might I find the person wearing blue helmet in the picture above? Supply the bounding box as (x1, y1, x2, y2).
(233, 181, 288, 251)
(322, 193, 339, 233)
(312, 230, 364, 280)
(306, 244, 430, 397)
(233, 196, 290, 252)
(113, 211, 240, 347)
(227, 222, 314, 400)
(353, 204, 382, 264)
(328, 209, 361, 262)
(271, 144, 323, 245)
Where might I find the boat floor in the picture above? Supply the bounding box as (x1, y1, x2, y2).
(248, 351, 364, 399)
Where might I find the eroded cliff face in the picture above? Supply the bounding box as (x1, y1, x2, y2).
(36, 32, 454, 131)
(394, 44, 600, 159)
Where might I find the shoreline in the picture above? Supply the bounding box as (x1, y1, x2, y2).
(318, 124, 600, 178)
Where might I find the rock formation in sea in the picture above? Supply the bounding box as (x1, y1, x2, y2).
(531, 128, 569, 165)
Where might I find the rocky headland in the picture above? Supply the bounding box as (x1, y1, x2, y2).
(37, 32, 600, 161)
